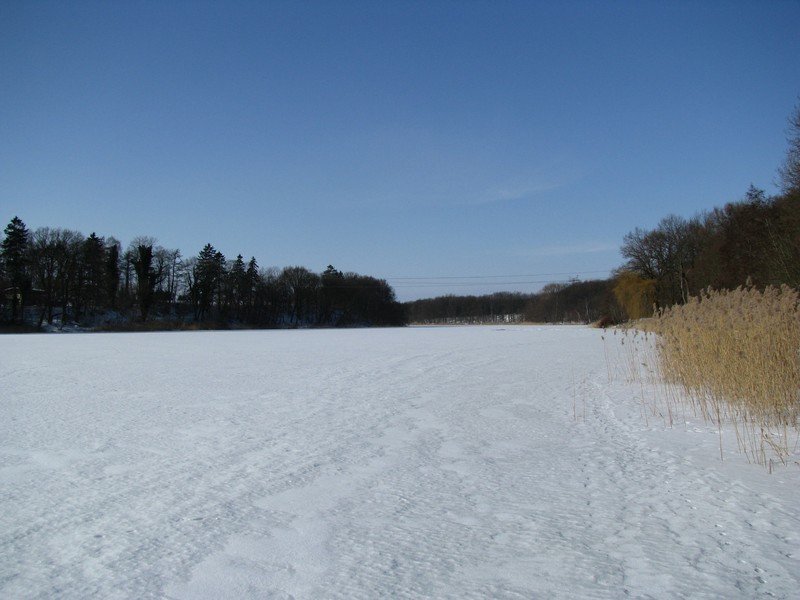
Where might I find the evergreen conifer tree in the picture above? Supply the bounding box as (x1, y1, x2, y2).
(230, 254, 247, 319)
(194, 244, 219, 321)
(82, 233, 106, 315)
(105, 239, 121, 310)
(1, 217, 30, 323)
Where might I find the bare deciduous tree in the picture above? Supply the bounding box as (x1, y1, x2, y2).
(778, 100, 800, 194)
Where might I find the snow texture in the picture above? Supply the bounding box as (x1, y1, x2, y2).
(1, 326, 798, 599)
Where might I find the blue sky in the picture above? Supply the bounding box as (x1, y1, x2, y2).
(2, 1, 799, 301)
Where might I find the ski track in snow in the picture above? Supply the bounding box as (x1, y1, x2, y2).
(1, 326, 798, 599)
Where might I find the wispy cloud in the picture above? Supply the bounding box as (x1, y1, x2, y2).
(470, 158, 583, 206)
(471, 181, 563, 205)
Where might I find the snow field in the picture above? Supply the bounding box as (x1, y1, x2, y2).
(1, 326, 798, 598)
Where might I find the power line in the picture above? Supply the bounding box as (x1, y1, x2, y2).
(392, 277, 600, 288)
(386, 269, 611, 282)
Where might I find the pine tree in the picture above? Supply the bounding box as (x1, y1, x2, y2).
(105, 239, 121, 310)
(213, 251, 227, 320)
(82, 233, 106, 315)
(229, 254, 247, 321)
(193, 244, 219, 321)
(1, 217, 30, 323)
(245, 257, 259, 319)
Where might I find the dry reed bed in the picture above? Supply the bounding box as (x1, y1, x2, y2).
(610, 285, 800, 468)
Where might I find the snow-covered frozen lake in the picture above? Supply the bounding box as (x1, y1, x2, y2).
(1, 326, 798, 598)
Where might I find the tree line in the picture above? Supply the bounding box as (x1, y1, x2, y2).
(405, 280, 622, 325)
(0, 225, 406, 329)
(615, 185, 799, 317)
(408, 100, 800, 324)
(614, 100, 800, 318)
(405, 292, 531, 324)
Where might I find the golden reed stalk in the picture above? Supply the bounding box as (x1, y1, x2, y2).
(647, 285, 800, 466)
